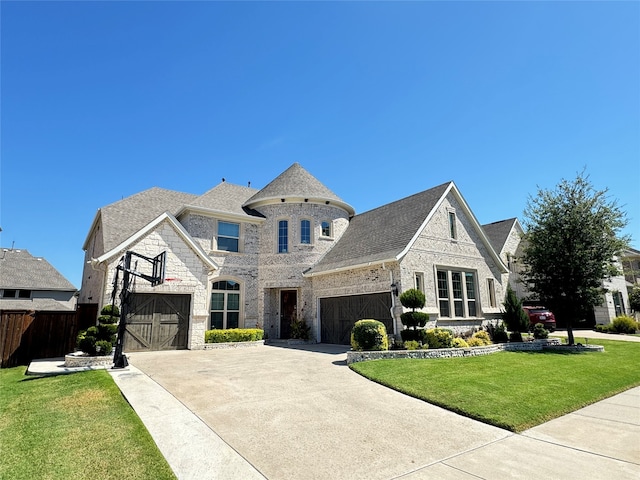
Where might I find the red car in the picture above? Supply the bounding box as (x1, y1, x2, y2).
(523, 306, 556, 332)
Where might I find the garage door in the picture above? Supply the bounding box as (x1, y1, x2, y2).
(320, 292, 393, 345)
(124, 294, 190, 351)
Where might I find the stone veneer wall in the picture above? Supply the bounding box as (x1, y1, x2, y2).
(254, 202, 351, 339)
(346, 338, 569, 364)
(99, 220, 212, 349)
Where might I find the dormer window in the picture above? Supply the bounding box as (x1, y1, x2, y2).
(321, 220, 332, 238)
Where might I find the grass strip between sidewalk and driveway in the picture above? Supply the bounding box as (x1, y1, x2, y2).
(351, 339, 640, 432)
(0, 367, 176, 480)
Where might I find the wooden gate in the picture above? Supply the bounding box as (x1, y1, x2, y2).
(124, 294, 189, 351)
(320, 292, 393, 344)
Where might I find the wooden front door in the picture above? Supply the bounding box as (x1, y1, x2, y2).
(124, 294, 190, 351)
(279, 290, 297, 339)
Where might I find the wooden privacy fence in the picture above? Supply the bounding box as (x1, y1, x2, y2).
(0, 305, 97, 368)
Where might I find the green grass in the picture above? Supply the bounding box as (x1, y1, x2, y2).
(0, 368, 176, 480)
(351, 339, 640, 432)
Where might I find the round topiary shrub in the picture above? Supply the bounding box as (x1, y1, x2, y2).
(77, 333, 97, 355)
(351, 319, 389, 351)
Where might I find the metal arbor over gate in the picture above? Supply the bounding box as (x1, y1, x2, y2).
(111, 250, 166, 368)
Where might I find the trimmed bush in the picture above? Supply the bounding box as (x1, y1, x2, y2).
(509, 331, 523, 342)
(290, 318, 311, 340)
(399, 289, 426, 310)
(205, 328, 264, 343)
(95, 340, 113, 355)
(404, 340, 420, 350)
(595, 323, 614, 333)
(486, 322, 509, 343)
(351, 319, 389, 351)
(400, 311, 429, 328)
(422, 328, 454, 349)
(610, 315, 638, 334)
(533, 323, 549, 339)
(452, 337, 469, 348)
(472, 331, 492, 346)
(400, 328, 420, 342)
(467, 337, 484, 347)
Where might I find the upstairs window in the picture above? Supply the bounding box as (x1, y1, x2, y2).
(2, 289, 17, 298)
(300, 219, 311, 244)
(278, 220, 289, 253)
(415, 272, 424, 294)
(448, 212, 457, 239)
(217, 221, 240, 252)
(18, 290, 32, 299)
(321, 220, 332, 237)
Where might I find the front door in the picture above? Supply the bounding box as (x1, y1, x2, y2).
(279, 290, 297, 339)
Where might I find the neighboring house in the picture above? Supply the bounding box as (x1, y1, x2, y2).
(79, 163, 510, 350)
(483, 218, 630, 325)
(621, 247, 640, 289)
(0, 248, 77, 311)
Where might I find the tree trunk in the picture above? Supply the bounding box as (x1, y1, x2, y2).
(566, 320, 575, 345)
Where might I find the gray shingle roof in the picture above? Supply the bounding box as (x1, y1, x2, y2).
(100, 187, 198, 252)
(0, 249, 76, 290)
(244, 163, 354, 214)
(0, 298, 75, 311)
(188, 182, 264, 218)
(309, 182, 451, 274)
(482, 218, 518, 255)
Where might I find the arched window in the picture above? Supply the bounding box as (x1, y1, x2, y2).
(210, 280, 240, 329)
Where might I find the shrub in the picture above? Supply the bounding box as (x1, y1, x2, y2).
(399, 289, 426, 310)
(502, 285, 529, 333)
(471, 331, 491, 346)
(509, 331, 523, 342)
(595, 323, 614, 333)
(77, 334, 97, 355)
(400, 329, 421, 342)
(404, 340, 420, 350)
(95, 340, 113, 355)
(290, 318, 311, 340)
(400, 311, 429, 328)
(422, 328, 453, 349)
(205, 328, 264, 343)
(100, 304, 120, 317)
(486, 322, 509, 343)
(452, 337, 469, 348)
(532, 323, 549, 339)
(610, 315, 638, 334)
(467, 337, 484, 347)
(351, 319, 388, 351)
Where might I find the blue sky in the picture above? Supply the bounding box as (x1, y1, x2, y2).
(1, 1, 638, 289)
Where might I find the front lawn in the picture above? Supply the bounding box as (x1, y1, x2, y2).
(0, 367, 176, 480)
(351, 339, 640, 432)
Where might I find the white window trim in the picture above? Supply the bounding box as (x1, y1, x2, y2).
(320, 219, 332, 238)
(435, 267, 480, 319)
(300, 218, 313, 245)
(214, 220, 242, 253)
(415, 272, 425, 294)
(209, 278, 243, 329)
(447, 210, 457, 240)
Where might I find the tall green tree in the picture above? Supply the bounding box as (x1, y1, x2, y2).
(521, 172, 629, 345)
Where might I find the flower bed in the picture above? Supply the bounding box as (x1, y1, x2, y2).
(346, 338, 605, 365)
(64, 351, 114, 368)
(203, 340, 265, 350)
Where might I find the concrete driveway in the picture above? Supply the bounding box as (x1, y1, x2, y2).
(124, 343, 639, 480)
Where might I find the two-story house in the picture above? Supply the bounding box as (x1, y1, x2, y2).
(79, 163, 510, 350)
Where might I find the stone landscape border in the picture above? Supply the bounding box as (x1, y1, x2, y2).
(203, 340, 265, 350)
(346, 339, 605, 365)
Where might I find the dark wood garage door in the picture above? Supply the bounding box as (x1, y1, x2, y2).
(124, 294, 190, 352)
(320, 292, 393, 345)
